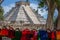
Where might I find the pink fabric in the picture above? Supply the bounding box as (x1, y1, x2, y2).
(31, 30, 37, 40)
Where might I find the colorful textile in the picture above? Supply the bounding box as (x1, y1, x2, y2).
(0, 29, 2, 40)
(21, 29, 31, 40)
(39, 30, 48, 40)
(1, 29, 8, 36)
(37, 30, 41, 40)
(15, 30, 22, 40)
(31, 30, 37, 40)
(56, 31, 60, 40)
(8, 29, 15, 38)
(47, 32, 51, 40)
(51, 31, 55, 40)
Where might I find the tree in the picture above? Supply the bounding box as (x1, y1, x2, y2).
(0, 6, 4, 20)
(55, 0, 60, 30)
(0, 0, 4, 5)
(0, 0, 4, 21)
(38, 0, 56, 30)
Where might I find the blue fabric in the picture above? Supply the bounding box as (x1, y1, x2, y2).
(39, 30, 48, 40)
(41, 38, 47, 40)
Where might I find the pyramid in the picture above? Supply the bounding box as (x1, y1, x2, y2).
(4, 1, 46, 25)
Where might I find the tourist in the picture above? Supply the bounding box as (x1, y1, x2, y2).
(15, 28, 22, 40)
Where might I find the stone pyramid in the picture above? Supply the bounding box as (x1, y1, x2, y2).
(4, 1, 46, 25)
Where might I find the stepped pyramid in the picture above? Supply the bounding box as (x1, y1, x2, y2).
(4, 1, 46, 27)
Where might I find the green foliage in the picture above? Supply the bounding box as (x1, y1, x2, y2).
(55, 0, 60, 7)
(0, 6, 4, 20)
(38, 0, 46, 8)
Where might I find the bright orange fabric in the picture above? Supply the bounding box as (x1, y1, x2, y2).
(56, 31, 60, 40)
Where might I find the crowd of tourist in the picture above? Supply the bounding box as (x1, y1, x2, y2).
(0, 26, 60, 40)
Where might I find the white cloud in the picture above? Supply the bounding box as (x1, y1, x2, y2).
(30, 3, 48, 19)
(2, 3, 15, 15)
(38, 9, 48, 19)
(30, 3, 38, 10)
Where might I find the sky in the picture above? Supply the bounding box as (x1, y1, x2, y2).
(1, 0, 58, 19)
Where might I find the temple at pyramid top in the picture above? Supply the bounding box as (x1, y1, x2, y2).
(15, 0, 30, 6)
(15, 1, 30, 7)
(4, 0, 46, 24)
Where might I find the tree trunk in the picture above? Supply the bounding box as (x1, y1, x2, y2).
(57, 7, 60, 30)
(46, 0, 55, 30)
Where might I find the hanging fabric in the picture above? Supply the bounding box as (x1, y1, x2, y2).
(8, 27, 15, 40)
(37, 30, 41, 40)
(31, 29, 38, 40)
(51, 31, 56, 40)
(15, 28, 22, 40)
(1, 28, 8, 36)
(56, 30, 60, 40)
(21, 28, 30, 40)
(0, 29, 2, 40)
(38, 30, 48, 40)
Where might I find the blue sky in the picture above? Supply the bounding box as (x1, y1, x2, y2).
(1, 0, 58, 19)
